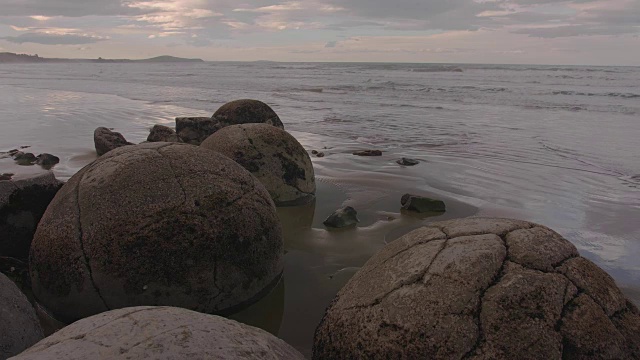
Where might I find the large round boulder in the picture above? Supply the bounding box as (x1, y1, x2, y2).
(201, 124, 315, 206)
(1, 272, 43, 359)
(313, 218, 640, 359)
(213, 99, 284, 130)
(12, 306, 305, 359)
(30, 143, 283, 323)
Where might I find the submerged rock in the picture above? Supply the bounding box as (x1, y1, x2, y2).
(30, 143, 283, 323)
(353, 150, 382, 156)
(12, 306, 304, 360)
(0, 172, 63, 259)
(316, 152, 325, 158)
(201, 124, 315, 207)
(323, 206, 359, 229)
(93, 127, 133, 156)
(313, 218, 640, 360)
(0, 272, 44, 359)
(396, 157, 419, 166)
(175, 116, 219, 145)
(213, 99, 284, 130)
(147, 124, 182, 143)
(401, 194, 446, 213)
(13, 152, 37, 166)
(35, 153, 60, 168)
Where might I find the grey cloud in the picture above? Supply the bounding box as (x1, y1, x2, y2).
(324, 41, 337, 48)
(513, 25, 639, 38)
(0, 0, 137, 17)
(2, 32, 107, 44)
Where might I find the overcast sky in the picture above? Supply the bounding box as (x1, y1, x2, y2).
(0, 0, 638, 65)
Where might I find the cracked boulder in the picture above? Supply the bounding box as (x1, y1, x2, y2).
(12, 306, 304, 360)
(29, 143, 283, 323)
(213, 99, 284, 130)
(1, 272, 44, 359)
(201, 124, 315, 207)
(313, 217, 640, 360)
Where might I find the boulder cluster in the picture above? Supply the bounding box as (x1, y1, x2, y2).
(2, 99, 638, 359)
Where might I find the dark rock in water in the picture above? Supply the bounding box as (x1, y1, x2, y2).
(0, 172, 63, 259)
(401, 194, 446, 213)
(311, 150, 319, 155)
(213, 99, 284, 130)
(11, 307, 304, 360)
(397, 157, 420, 166)
(93, 127, 133, 156)
(14, 152, 37, 166)
(147, 124, 183, 143)
(35, 153, 60, 168)
(175, 116, 219, 145)
(8, 149, 20, 156)
(317, 152, 325, 158)
(0, 272, 44, 359)
(353, 150, 382, 156)
(324, 206, 359, 228)
(0, 173, 14, 181)
(30, 143, 283, 322)
(201, 124, 316, 207)
(313, 218, 640, 360)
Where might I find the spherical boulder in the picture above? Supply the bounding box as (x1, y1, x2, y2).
(313, 218, 640, 360)
(0, 272, 44, 359)
(30, 143, 283, 323)
(213, 99, 284, 130)
(201, 124, 315, 206)
(12, 306, 305, 360)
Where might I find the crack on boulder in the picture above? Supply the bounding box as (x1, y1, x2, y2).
(119, 324, 190, 354)
(76, 170, 110, 312)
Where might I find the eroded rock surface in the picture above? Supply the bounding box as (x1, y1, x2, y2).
(213, 99, 284, 130)
(147, 124, 182, 143)
(11, 306, 304, 360)
(175, 117, 218, 145)
(30, 143, 283, 323)
(201, 124, 315, 206)
(1, 272, 43, 359)
(313, 217, 640, 360)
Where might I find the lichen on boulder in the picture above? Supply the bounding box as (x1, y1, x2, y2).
(313, 217, 640, 360)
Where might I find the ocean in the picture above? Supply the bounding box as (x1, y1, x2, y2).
(1, 62, 639, 356)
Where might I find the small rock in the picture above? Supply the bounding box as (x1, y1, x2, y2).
(19, 146, 30, 149)
(35, 153, 60, 168)
(94, 127, 133, 156)
(14, 152, 37, 166)
(317, 152, 325, 158)
(324, 206, 359, 228)
(397, 158, 420, 166)
(175, 117, 219, 145)
(353, 150, 382, 156)
(147, 124, 183, 143)
(311, 150, 319, 155)
(8, 149, 19, 156)
(401, 194, 446, 213)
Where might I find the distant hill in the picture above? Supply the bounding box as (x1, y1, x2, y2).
(0, 52, 205, 64)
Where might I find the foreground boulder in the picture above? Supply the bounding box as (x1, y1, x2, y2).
(201, 124, 315, 206)
(1, 272, 43, 359)
(213, 99, 284, 130)
(30, 143, 283, 322)
(93, 127, 133, 156)
(175, 117, 218, 145)
(0, 172, 63, 259)
(12, 306, 304, 360)
(147, 124, 182, 143)
(314, 218, 640, 359)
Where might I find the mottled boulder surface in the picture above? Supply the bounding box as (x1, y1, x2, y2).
(147, 124, 182, 143)
(30, 143, 283, 323)
(93, 127, 133, 156)
(175, 117, 218, 145)
(0, 172, 63, 259)
(11, 306, 305, 360)
(314, 217, 640, 360)
(1, 272, 43, 359)
(201, 124, 315, 206)
(213, 99, 284, 130)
